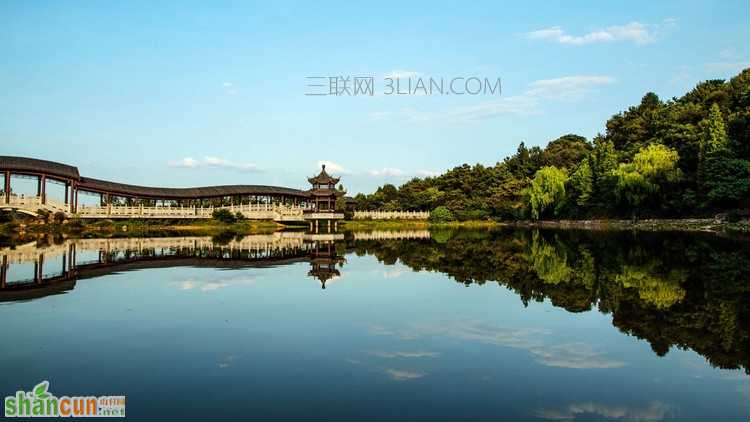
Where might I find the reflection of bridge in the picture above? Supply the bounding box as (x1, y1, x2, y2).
(0, 235, 342, 300)
(0, 156, 345, 226)
(0, 230, 433, 300)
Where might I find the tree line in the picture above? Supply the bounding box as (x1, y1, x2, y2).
(354, 69, 750, 220)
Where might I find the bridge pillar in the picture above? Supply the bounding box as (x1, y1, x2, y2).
(40, 175, 46, 204)
(37, 253, 44, 283)
(1, 255, 6, 288)
(4, 171, 9, 204)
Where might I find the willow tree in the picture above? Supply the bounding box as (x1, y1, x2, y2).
(613, 144, 682, 216)
(523, 166, 568, 220)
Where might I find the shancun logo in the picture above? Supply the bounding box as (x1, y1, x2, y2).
(4, 381, 125, 418)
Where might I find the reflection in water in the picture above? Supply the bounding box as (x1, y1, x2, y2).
(534, 401, 674, 421)
(2, 228, 749, 376)
(0, 233, 358, 300)
(354, 229, 750, 375)
(1, 228, 749, 420)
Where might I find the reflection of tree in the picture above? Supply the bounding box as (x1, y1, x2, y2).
(350, 229, 750, 373)
(615, 264, 687, 309)
(527, 231, 572, 285)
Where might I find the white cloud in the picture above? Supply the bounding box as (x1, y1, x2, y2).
(371, 75, 615, 122)
(704, 60, 750, 72)
(169, 156, 261, 173)
(316, 160, 349, 175)
(171, 157, 201, 168)
(525, 20, 675, 45)
(525, 75, 617, 101)
(369, 167, 405, 177)
(385, 70, 421, 79)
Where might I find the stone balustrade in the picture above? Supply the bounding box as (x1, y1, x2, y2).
(353, 210, 430, 220)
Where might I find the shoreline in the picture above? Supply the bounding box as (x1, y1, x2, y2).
(3, 217, 749, 240)
(343, 218, 750, 234)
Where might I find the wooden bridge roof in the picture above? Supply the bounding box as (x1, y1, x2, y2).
(0, 156, 80, 180)
(78, 177, 311, 199)
(0, 156, 312, 199)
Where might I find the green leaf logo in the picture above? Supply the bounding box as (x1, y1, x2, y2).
(33, 381, 49, 399)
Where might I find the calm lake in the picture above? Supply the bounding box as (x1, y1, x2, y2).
(1, 228, 749, 421)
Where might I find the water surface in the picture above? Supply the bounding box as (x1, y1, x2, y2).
(1, 229, 748, 421)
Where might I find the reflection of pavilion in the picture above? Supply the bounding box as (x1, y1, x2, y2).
(0, 236, 349, 301)
(307, 241, 346, 289)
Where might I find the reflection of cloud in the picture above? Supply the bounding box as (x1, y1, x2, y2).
(367, 350, 439, 358)
(530, 343, 626, 369)
(369, 320, 624, 369)
(385, 368, 426, 381)
(534, 401, 673, 421)
(174, 275, 255, 292)
(218, 355, 235, 369)
(738, 384, 750, 400)
(374, 268, 405, 279)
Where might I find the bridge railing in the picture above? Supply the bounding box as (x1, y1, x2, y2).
(7, 195, 42, 207)
(353, 210, 430, 220)
(6, 195, 70, 213)
(76, 203, 311, 220)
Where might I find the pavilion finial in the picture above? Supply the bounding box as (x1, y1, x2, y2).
(322, 164, 326, 171)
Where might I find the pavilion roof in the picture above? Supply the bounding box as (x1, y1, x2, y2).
(307, 164, 340, 185)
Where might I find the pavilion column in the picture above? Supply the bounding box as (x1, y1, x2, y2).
(64, 182, 69, 206)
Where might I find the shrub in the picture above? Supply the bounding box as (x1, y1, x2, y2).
(453, 209, 489, 221)
(429, 206, 455, 223)
(37, 209, 52, 223)
(212, 209, 236, 224)
(53, 211, 66, 224)
(234, 211, 246, 221)
(727, 210, 741, 223)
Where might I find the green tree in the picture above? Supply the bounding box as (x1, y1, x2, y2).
(212, 208, 236, 224)
(698, 103, 730, 189)
(429, 206, 455, 223)
(523, 166, 568, 220)
(613, 144, 682, 215)
(569, 157, 593, 206)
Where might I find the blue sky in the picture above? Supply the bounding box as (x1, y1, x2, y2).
(1, 1, 748, 194)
